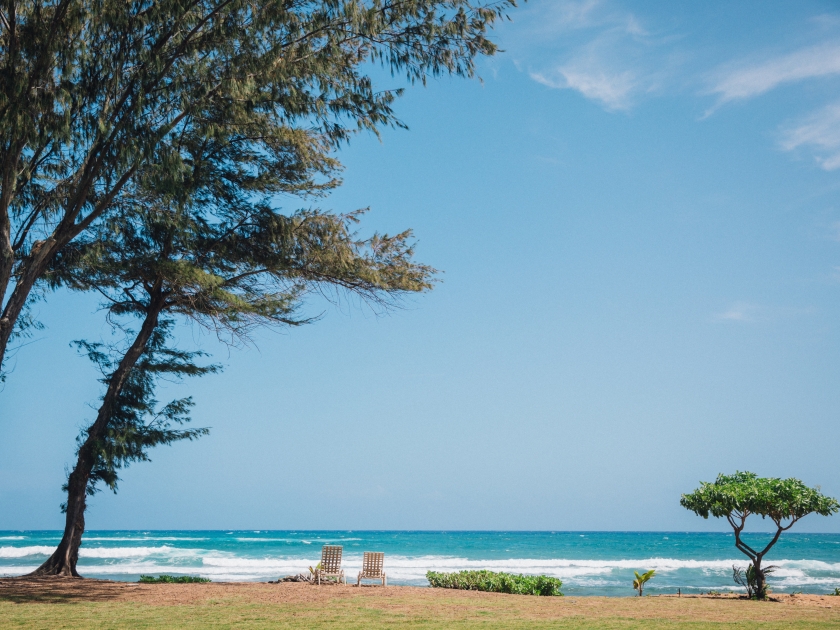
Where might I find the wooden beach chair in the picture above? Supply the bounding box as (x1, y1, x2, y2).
(315, 545, 345, 585)
(356, 551, 386, 586)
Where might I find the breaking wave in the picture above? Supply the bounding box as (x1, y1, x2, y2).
(3, 532, 840, 593)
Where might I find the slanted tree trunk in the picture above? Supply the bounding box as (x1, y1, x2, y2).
(28, 288, 165, 577)
(0, 239, 58, 372)
(29, 467, 89, 576)
(0, 163, 138, 374)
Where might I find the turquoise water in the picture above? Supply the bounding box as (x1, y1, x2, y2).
(2, 531, 840, 596)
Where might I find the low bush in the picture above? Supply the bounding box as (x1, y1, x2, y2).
(138, 575, 211, 583)
(426, 570, 562, 596)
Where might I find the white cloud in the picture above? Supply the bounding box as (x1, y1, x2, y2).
(712, 302, 814, 323)
(527, 0, 644, 36)
(714, 302, 757, 323)
(709, 42, 840, 103)
(520, 2, 667, 112)
(549, 0, 604, 30)
(780, 101, 840, 170)
(531, 63, 637, 111)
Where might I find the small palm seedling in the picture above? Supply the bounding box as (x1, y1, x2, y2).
(733, 564, 777, 599)
(633, 570, 656, 596)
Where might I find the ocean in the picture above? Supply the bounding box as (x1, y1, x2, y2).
(2, 531, 839, 596)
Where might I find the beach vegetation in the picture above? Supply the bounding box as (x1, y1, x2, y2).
(426, 570, 563, 596)
(732, 564, 777, 599)
(681, 472, 839, 599)
(16, 0, 518, 579)
(138, 575, 210, 584)
(633, 570, 655, 596)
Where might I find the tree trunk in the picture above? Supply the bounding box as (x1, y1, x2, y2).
(0, 237, 59, 373)
(0, 164, 135, 373)
(28, 467, 89, 576)
(753, 557, 765, 599)
(27, 288, 165, 577)
(0, 181, 15, 358)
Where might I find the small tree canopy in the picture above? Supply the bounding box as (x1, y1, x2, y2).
(680, 472, 839, 527)
(681, 471, 839, 599)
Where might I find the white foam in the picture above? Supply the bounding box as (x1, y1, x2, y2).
(0, 565, 39, 576)
(234, 538, 305, 543)
(0, 536, 26, 541)
(0, 546, 54, 558)
(80, 546, 203, 559)
(4, 548, 840, 589)
(233, 537, 362, 543)
(83, 537, 210, 542)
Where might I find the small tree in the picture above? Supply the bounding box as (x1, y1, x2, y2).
(632, 570, 655, 596)
(681, 472, 839, 599)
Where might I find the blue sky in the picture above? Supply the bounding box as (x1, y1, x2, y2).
(3, 0, 840, 532)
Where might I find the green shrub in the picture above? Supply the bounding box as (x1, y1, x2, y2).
(138, 575, 211, 584)
(426, 570, 562, 596)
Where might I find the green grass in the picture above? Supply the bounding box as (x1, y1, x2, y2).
(1, 598, 838, 629)
(2, 581, 837, 629)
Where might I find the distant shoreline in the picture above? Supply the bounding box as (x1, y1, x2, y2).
(4, 530, 840, 596)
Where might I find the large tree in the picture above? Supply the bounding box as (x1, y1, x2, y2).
(680, 472, 839, 599)
(32, 188, 433, 576)
(0, 0, 516, 377)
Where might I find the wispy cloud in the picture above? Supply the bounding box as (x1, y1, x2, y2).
(548, 0, 603, 30)
(780, 101, 840, 170)
(708, 42, 840, 104)
(512, 2, 840, 173)
(519, 1, 670, 111)
(713, 302, 814, 323)
(714, 302, 757, 323)
(524, 0, 645, 37)
(530, 53, 638, 111)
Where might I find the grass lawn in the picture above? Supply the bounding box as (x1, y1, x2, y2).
(1, 579, 839, 629)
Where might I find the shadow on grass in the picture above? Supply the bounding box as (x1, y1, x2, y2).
(0, 577, 127, 604)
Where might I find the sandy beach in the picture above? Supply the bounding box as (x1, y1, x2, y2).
(2, 578, 839, 628)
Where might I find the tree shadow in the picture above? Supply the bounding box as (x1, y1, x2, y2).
(0, 577, 128, 604)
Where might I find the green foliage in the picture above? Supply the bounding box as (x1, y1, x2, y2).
(633, 570, 655, 596)
(0, 0, 519, 375)
(66, 320, 215, 499)
(10, 0, 519, 579)
(733, 564, 777, 599)
(426, 570, 563, 596)
(680, 472, 840, 523)
(49, 158, 437, 499)
(682, 472, 837, 602)
(138, 575, 210, 584)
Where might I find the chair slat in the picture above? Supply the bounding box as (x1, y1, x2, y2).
(361, 552, 384, 577)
